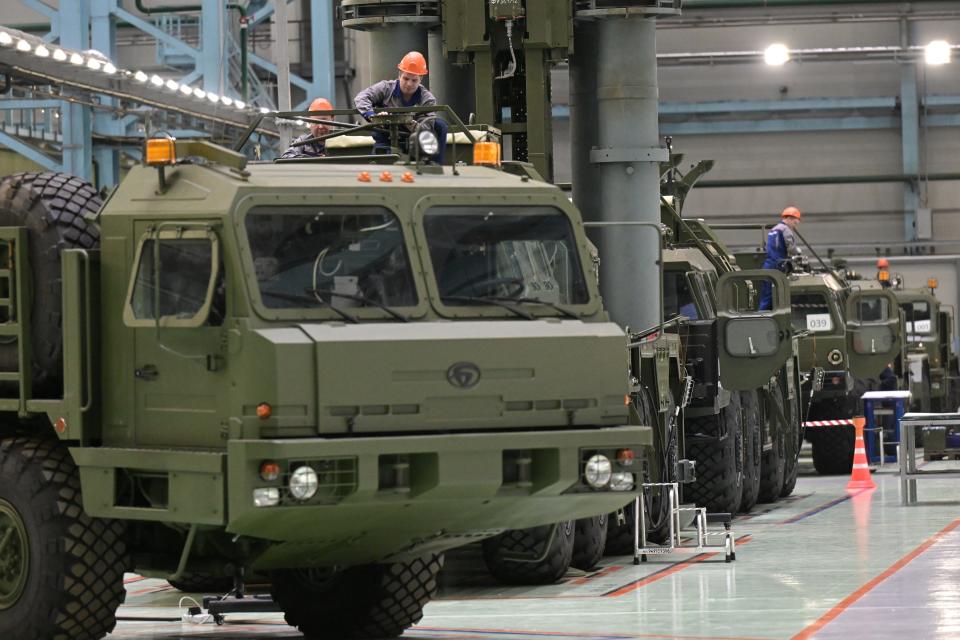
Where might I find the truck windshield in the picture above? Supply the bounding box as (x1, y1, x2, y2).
(902, 300, 935, 339)
(423, 206, 589, 309)
(244, 205, 417, 313)
(791, 292, 837, 333)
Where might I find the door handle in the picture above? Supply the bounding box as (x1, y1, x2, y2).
(135, 364, 159, 381)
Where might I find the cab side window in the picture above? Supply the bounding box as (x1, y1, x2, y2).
(125, 232, 223, 327)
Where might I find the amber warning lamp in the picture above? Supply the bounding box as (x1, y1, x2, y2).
(473, 141, 501, 167)
(928, 278, 938, 290)
(145, 137, 176, 166)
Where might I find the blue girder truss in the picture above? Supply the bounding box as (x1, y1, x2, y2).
(0, 0, 334, 188)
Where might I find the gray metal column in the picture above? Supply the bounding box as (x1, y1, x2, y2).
(570, 21, 599, 224)
(427, 28, 474, 121)
(368, 24, 429, 83)
(340, 2, 438, 88)
(272, 0, 293, 148)
(899, 19, 921, 243)
(572, 7, 670, 332)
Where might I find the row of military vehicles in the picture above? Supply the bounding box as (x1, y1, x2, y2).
(0, 106, 957, 639)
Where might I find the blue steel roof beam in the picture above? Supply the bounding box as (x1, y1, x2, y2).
(659, 97, 899, 115)
(109, 5, 200, 64)
(22, 0, 58, 43)
(659, 116, 900, 135)
(92, 0, 120, 189)
(246, 0, 336, 111)
(0, 129, 61, 171)
(309, 0, 335, 112)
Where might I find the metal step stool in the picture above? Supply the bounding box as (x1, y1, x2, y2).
(633, 482, 736, 564)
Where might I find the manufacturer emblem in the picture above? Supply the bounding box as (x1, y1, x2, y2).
(446, 362, 481, 389)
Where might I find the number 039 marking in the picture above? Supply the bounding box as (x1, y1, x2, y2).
(806, 313, 833, 332)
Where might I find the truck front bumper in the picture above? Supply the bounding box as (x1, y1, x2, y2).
(226, 426, 650, 568)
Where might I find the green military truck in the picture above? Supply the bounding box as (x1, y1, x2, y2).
(889, 284, 959, 413)
(763, 263, 902, 474)
(0, 112, 655, 639)
(661, 209, 802, 514)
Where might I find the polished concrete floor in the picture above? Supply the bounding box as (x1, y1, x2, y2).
(108, 452, 960, 639)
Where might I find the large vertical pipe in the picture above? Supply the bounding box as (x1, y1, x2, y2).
(366, 24, 429, 83)
(272, 0, 293, 148)
(570, 21, 600, 224)
(573, 16, 662, 332)
(427, 28, 475, 122)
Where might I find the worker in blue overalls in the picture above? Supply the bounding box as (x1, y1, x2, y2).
(759, 206, 802, 311)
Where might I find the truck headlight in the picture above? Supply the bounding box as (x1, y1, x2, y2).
(610, 472, 635, 491)
(253, 487, 280, 507)
(584, 454, 612, 489)
(289, 465, 319, 501)
(417, 130, 439, 156)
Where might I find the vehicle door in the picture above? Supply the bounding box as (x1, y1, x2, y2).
(123, 222, 227, 448)
(715, 269, 793, 390)
(845, 288, 902, 379)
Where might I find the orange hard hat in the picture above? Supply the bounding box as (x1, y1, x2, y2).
(398, 51, 428, 76)
(877, 258, 890, 269)
(308, 97, 333, 112)
(781, 206, 801, 219)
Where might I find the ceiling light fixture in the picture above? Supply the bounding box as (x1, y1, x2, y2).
(764, 43, 790, 66)
(925, 40, 952, 65)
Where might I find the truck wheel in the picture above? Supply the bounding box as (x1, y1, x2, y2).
(482, 520, 574, 585)
(604, 387, 677, 554)
(167, 571, 235, 594)
(0, 172, 101, 395)
(808, 379, 862, 475)
(271, 554, 443, 639)
(810, 427, 855, 475)
(685, 392, 743, 515)
(757, 384, 786, 503)
(571, 514, 607, 571)
(603, 500, 636, 556)
(739, 391, 762, 512)
(780, 387, 802, 498)
(0, 437, 128, 640)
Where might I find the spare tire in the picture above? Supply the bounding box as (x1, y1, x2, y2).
(0, 172, 101, 395)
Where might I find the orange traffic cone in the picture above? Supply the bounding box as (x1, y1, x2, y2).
(846, 416, 876, 491)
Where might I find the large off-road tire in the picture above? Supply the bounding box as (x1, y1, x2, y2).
(571, 514, 607, 571)
(780, 383, 803, 498)
(810, 426, 855, 475)
(0, 438, 128, 640)
(0, 172, 101, 395)
(271, 554, 443, 639)
(757, 383, 786, 503)
(739, 390, 762, 513)
(685, 392, 743, 514)
(167, 571, 235, 594)
(482, 520, 574, 585)
(808, 380, 863, 475)
(603, 500, 637, 556)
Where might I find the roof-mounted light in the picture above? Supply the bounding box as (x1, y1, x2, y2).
(145, 137, 176, 166)
(473, 141, 502, 167)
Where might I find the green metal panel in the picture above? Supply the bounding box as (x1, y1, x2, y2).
(716, 270, 794, 391)
(845, 288, 902, 379)
(70, 447, 226, 525)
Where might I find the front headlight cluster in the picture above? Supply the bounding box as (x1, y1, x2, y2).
(253, 464, 320, 507)
(583, 451, 636, 491)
